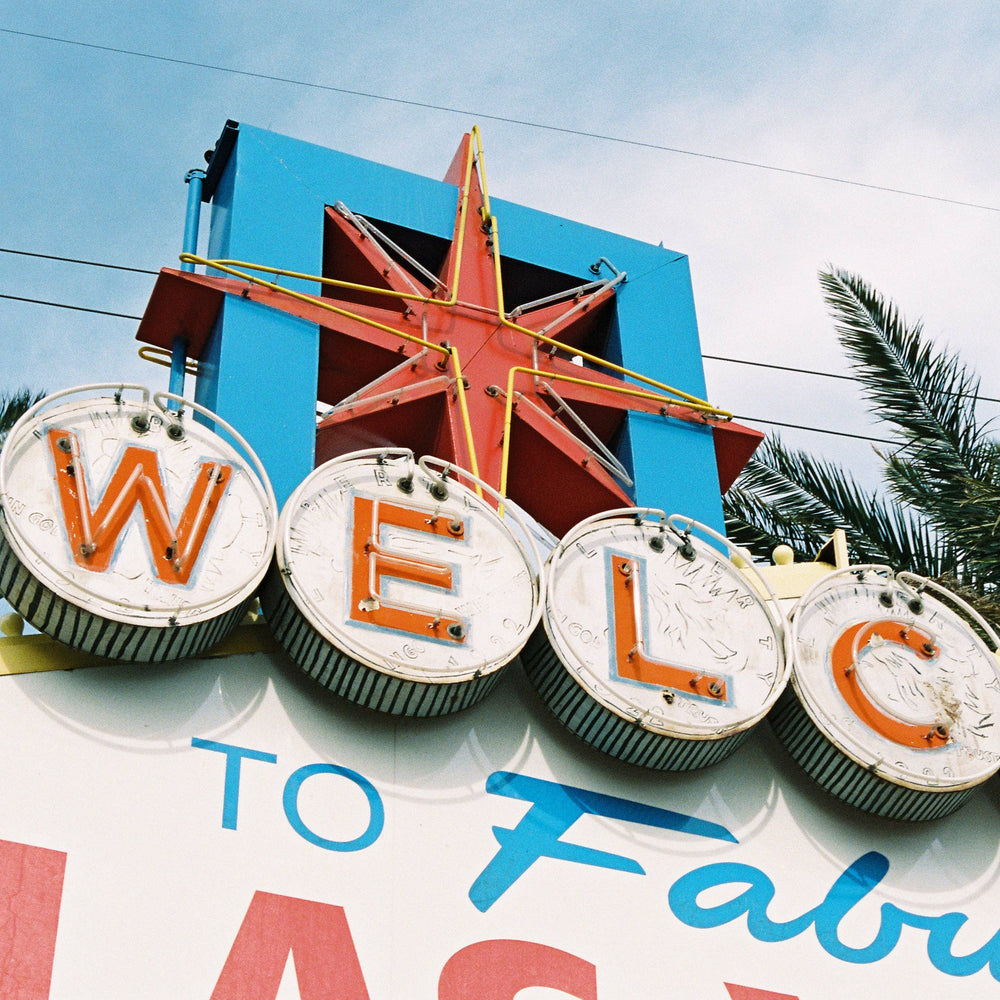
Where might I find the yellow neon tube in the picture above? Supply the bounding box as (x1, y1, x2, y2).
(448, 349, 481, 487)
(138, 344, 199, 375)
(499, 366, 722, 500)
(174, 256, 481, 486)
(472, 125, 492, 219)
(469, 125, 729, 419)
(484, 216, 728, 418)
(175, 127, 475, 312)
(178, 255, 450, 355)
(172, 125, 732, 503)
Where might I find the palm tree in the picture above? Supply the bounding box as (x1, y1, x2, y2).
(0, 388, 46, 635)
(0, 388, 45, 451)
(723, 267, 1000, 621)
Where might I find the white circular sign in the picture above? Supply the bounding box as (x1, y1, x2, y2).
(789, 567, 1000, 794)
(524, 511, 788, 768)
(263, 450, 542, 714)
(0, 385, 276, 660)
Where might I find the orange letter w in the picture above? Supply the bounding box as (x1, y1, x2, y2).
(47, 428, 230, 585)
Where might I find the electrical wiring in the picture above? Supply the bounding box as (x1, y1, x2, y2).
(0, 247, 157, 275)
(2, 280, 997, 425)
(1, 27, 997, 214)
(0, 293, 142, 320)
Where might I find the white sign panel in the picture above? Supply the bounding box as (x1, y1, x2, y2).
(2, 639, 999, 998)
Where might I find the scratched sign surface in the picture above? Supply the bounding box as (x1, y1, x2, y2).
(0, 388, 273, 630)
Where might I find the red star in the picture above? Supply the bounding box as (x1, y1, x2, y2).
(138, 133, 760, 537)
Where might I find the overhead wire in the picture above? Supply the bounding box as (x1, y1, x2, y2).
(1, 27, 997, 214)
(0, 292, 142, 320)
(730, 416, 893, 445)
(0, 247, 157, 275)
(1, 287, 990, 449)
(0, 23, 995, 446)
(4, 250, 998, 407)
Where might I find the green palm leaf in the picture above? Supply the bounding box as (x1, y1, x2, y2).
(0, 388, 45, 450)
(819, 267, 1000, 581)
(819, 268, 988, 473)
(723, 435, 952, 577)
(727, 267, 1000, 625)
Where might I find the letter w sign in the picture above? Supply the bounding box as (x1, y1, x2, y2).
(47, 429, 230, 585)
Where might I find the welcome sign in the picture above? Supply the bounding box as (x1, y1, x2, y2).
(2, 123, 1000, 998)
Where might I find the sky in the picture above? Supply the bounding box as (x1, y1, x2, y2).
(2, 1, 999, 493)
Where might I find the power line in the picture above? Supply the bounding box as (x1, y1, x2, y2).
(0, 247, 157, 275)
(704, 353, 853, 384)
(0, 291, 947, 448)
(3, 26, 998, 215)
(732, 415, 891, 445)
(0, 293, 142, 321)
(3, 278, 999, 408)
(704, 353, 1000, 406)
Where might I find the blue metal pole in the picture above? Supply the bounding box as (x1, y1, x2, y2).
(181, 169, 205, 272)
(171, 169, 206, 401)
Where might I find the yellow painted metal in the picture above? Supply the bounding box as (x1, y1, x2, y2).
(498, 365, 727, 501)
(138, 344, 199, 375)
(0, 622, 281, 677)
(743, 530, 852, 602)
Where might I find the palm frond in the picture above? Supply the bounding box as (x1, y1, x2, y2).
(730, 269, 998, 621)
(723, 435, 954, 577)
(819, 267, 991, 488)
(0, 388, 45, 450)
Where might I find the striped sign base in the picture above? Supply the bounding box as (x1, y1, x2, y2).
(768, 685, 972, 822)
(0, 525, 251, 663)
(521, 623, 753, 771)
(261, 565, 503, 718)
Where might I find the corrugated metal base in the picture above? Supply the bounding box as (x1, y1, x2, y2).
(768, 686, 972, 821)
(521, 623, 751, 771)
(0, 526, 249, 662)
(260, 564, 504, 717)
